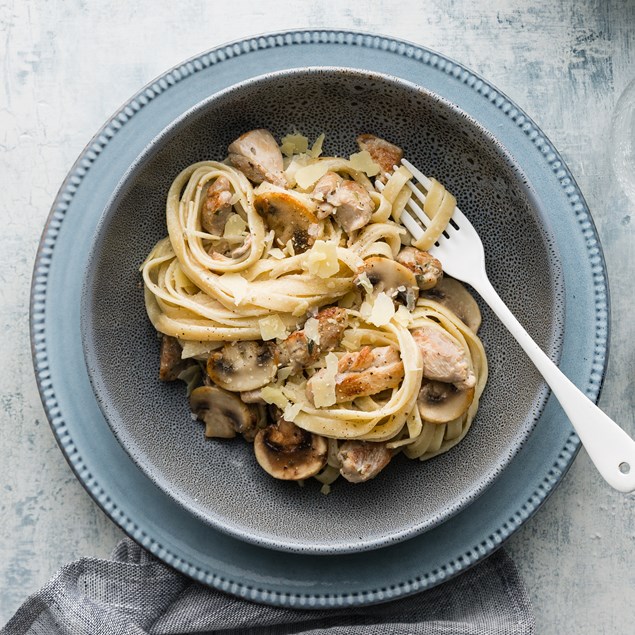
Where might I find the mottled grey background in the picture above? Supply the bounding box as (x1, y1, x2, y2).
(0, 1, 633, 633)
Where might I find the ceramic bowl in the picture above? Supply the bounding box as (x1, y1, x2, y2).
(81, 67, 563, 554)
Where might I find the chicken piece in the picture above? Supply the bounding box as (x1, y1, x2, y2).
(158, 335, 189, 381)
(311, 172, 373, 233)
(396, 246, 443, 290)
(279, 307, 348, 369)
(412, 325, 475, 389)
(337, 440, 392, 483)
(201, 176, 233, 235)
(356, 134, 403, 180)
(228, 129, 286, 187)
(306, 345, 404, 405)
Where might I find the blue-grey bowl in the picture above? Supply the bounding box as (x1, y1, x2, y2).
(81, 67, 563, 554)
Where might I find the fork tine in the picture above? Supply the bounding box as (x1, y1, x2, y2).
(399, 210, 425, 241)
(401, 158, 432, 190)
(404, 194, 431, 229)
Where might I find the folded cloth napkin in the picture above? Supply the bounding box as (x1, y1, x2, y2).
(2, 538, 534, 635)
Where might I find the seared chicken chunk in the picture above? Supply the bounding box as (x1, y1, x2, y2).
(306, 345, 404, 405)
(228, 129, 286, 187)
(279, 307, 348, 369)
(159, 335, 189, 381)
(396, 247, 443, 290)
(311, 172, 373, 233)
(356, 134, 403, 180)
(337, 440, 392, 483)
(412, 325, 475, 389)
(201, 175, 233, 236)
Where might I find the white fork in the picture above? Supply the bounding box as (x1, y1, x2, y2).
(382, 158, 635, 492)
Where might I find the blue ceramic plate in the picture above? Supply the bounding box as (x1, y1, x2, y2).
(31, 30, 608, 606)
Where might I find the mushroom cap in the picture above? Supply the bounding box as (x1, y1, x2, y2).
(421, 277, 482, 332)
(207, 341, 278, 392)
(254, 182, 319, 253)
(254, 419, 328, 480)
(417, 380, 475, 424)
(190, 385, 264, 440)
(356, 256, 420, 307)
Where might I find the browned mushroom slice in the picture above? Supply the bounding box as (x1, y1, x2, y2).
(417, 380, 474, 424)
(190, 385, 264, 440)
(356, 134, 403, 178)
(254, 418, 327, 480)
(201, 175, 233, 235)
(159, 335, 189, 381)
(421, 277, 482, 332)
(228, 129, 286, 187)
(254, 183, 319, 253)
(278, 306, 349, 370)
(355, 256, 419, 308)
(207, 341, 278, 392)
(412, 325, 476, 389)
(337, 440, 392, 483)
(306, 345, 404, 406)
(396, 246, 443, 290)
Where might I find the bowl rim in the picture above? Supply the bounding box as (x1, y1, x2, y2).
(80, 64, 561, 554)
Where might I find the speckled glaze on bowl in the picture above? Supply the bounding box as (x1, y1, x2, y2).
(81, 67, 563, 554)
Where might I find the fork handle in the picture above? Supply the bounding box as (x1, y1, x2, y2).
(473, 276, 635, 493)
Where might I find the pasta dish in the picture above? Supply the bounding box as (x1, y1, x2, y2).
(141, 129, 487, 491)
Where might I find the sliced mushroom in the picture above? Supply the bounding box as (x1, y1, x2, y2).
(356, 134, 403, 180)
(421, 277, 482, 332)
(201, 175, 233, 235)
(417, 380, 474, 424)
(207, 341, 278, 392)
(396, 246, 443, 290)
(306, 345, 404, 405)
(159, 335, 190, 381)
(412, 325, 476, 389)
(228, 129, 286, 187)
(278, 306, 349, 370)
(337, 440, 392, 483)
(355, 256, 419, 308)
(190, 385, 264, 440)
(254, 182, 319, 253)
(254, 418, 328, 480)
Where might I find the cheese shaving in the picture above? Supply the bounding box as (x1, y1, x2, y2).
(394, 304, 413, 327)
(305, 240, 339, 278)
(369, 292, 396, 327)
(303, 317, 320, 345)
(258, 314, 288, 341)
(295, 161, 330, 189)
(220, 273, 249, 305)
(283, 401, 303, 422)
(349, 150, 381, 177)
(179, 340, 223, 359)
(223, 213, 247, 238)
(356, 272, 374, 294)
(260, 386, 290, 409)
(280, 133, 309, 157)
(308, 133, 325, 158)
(312, 352, 339, 408)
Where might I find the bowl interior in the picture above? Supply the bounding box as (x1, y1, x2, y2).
(82, 68, 563, 554)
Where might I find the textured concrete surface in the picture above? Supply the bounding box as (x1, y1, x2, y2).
(1, 1, 633, 633)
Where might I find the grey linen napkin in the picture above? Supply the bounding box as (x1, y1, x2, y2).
(2, 538, 534, 635)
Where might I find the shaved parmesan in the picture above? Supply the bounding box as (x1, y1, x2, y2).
(312, 352, 339, 408)
(277, 366, 293, 381)
(179, 340, 223, 359)
(349, 150, 381, 177)
(303, 317, 320, 345)
(306, 240, 339, 278)
(308, 133, 325, 158)
(394, 304, 413, 327)
(359, 300, 373, 320)
(258, 314, 288, 341)
(223, 213, 247, 238)
(260, 386, 289, 409)
(280, 133, 309, 157)
(268, 248, 286, 260)
(283, 401, 303, 422)
(369, 292, 395, 327)
(221, 273, 249, 305)
(295, 161, 330, 189)
(356, 271, 374, 294)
